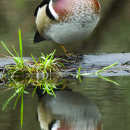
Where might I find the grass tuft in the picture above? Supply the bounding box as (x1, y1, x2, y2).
(1, 29, 65, 79)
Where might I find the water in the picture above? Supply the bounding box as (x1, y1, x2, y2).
(0, 0, 130, 129)
(0, 76, 130, 130)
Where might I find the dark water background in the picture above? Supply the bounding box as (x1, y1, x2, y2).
(0, 0, 130, 129)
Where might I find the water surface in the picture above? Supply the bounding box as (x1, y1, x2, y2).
(0, 76, 130, 130)
(0, 0, 130, 129)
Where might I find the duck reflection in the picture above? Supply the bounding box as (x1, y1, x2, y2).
(37, 89, 102, 130)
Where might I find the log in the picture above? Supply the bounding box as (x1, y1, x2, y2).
(0, 53, 130, 77)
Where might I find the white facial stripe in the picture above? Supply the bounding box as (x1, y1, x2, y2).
(49, 0, 59, 20)
(51, 120, 61, 130)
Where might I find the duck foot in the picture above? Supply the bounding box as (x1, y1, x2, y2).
(59, 44, 83, 60)
(66, 51, 83, 60)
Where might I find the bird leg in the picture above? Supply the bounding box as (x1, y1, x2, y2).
(60, 44, 68, 53)
(60, 44, 83, 60)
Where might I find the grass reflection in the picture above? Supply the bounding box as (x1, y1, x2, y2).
(2, 76, 67, 128)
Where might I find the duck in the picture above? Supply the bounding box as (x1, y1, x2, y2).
(34, 0, 100, 59)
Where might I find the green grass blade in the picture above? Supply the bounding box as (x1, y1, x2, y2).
(50, 87, 56, 97)
(50, 49, 56, 60)
(96, 62, 118, 74)
(78, 76, 81, 82)
(32, 86, 37, 97)
(13, 91, 22, 109)
(97, 74, 119, 85)
(76, 66, 81, 78)
(19, 29, 23, 60)
(1, 41, 15, 57)
(44, 83, 52, 95)
(57, 79, 66, 85)
(2, 91, 17, 111)
(58, 62, 65, 68)
(42, 89, 46, 95)
(21, 91, 24, 128)
(77, 66, 81, 75)
(39, 57, 42, 63)
(24, 91, 30, 94)
(12, 45, 20, 58)
(31, 54, 37, 64)
(41, 52, 46, 60)
(19, 29, 24, 67)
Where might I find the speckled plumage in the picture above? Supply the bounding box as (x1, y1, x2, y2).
(34, 0, 100, 44)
